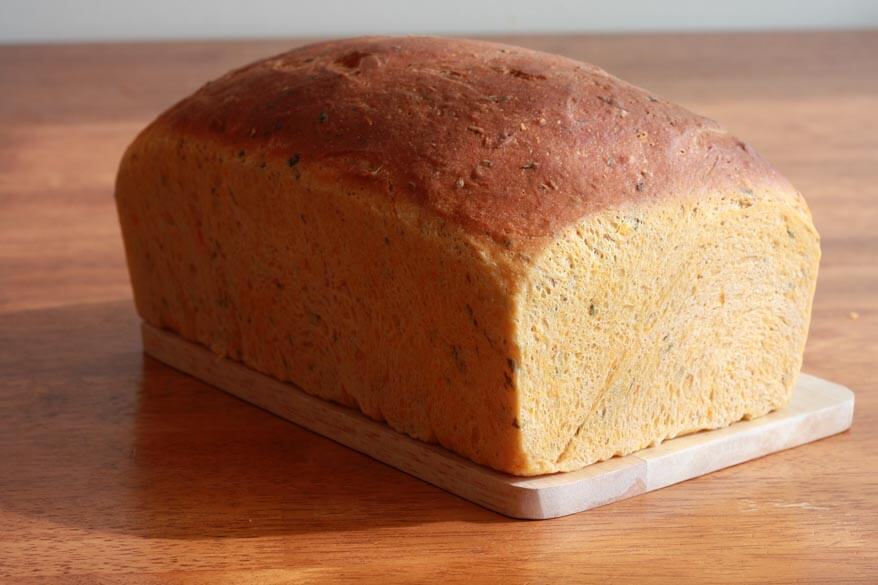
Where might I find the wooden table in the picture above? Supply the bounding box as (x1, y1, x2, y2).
(1, 31, 876, 583)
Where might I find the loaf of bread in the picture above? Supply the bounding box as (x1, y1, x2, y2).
(116, 36, 820, 476)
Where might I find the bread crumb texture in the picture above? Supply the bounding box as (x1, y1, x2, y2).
(116, 36, 820, 475)
(515, 191, 819, 473)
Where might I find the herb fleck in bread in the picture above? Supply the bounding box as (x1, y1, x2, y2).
(115, 36, 820, 475)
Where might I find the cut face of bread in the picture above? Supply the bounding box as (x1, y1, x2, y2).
(115, 36, 820, 476)
(514, 189, 819, 473)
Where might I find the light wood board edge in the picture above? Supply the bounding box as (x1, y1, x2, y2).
(141, 323, 855, 520)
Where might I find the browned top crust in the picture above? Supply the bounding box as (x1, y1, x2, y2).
(153, 36, 792, 244)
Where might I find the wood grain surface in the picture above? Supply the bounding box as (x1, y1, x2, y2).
(142, 322, 855, 519)
(0, 30, 876, 583)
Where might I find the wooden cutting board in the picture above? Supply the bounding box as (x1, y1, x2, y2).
(141, 323, 854, 520)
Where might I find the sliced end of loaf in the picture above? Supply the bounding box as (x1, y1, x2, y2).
(511, 185, 820, 474)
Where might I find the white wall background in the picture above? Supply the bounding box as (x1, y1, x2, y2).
(1, 0, 877, 44)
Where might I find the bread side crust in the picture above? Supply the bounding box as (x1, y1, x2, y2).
(116, 127, 533, 473)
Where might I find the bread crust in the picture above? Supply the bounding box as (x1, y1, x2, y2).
(150, 36, 794, 248)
